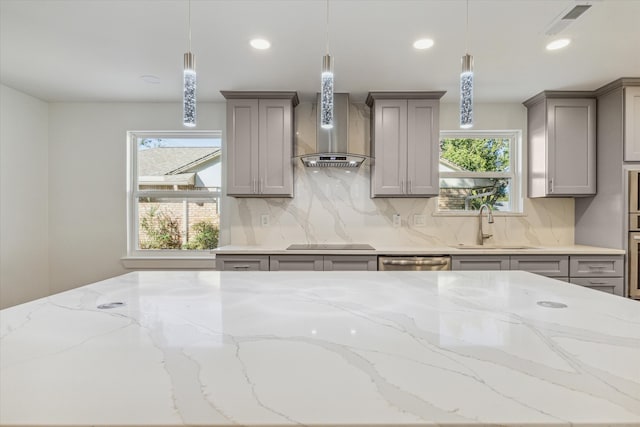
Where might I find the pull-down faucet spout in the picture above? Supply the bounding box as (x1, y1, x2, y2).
(478, 204, 494, 245)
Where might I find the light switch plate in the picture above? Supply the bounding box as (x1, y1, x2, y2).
(392, 214, 401, 227)
(260, 214, 270, 227)
(414, 214, 426, 227)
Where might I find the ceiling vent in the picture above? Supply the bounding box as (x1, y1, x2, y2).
(545, 4, 592, 35)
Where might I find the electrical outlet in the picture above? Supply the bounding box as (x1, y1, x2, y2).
(260, 214, 270, 227)
(414, 214, 426, 227)
(392, 214, 401, 227)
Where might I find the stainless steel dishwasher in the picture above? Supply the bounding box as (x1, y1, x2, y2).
(378, 256, 451, 271)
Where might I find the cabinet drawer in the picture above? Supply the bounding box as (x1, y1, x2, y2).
(451, 256, 510, 271)
(570, 277, 623, 295)
(216, 255, 269, 271)
(510, 255, 569, 277)
(270, 255, 323, 271)
(324, 256, 377, 271)
(569, 255, 623, 277)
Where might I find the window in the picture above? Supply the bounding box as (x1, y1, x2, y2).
(438, 130, 521, 213)
(127, 131, 222, 256)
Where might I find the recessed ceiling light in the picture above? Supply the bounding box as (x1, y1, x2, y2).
(250, 38, 271, 50)
(413, 38, 434, 50)
(140, 74, 160, 84)
(546, 38, 571, 51)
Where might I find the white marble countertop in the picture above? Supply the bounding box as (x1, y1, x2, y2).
(213, 244, 626, 255)
(1, 270, 639, 426)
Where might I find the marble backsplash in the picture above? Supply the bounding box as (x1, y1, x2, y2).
(225, 102, 574, 248)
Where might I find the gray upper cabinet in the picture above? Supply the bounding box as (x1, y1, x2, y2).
(222, 91, 299, 197)
(524, 92, 596, 197)
(624, 86, 640, 161)
(366, 92, 445, 198)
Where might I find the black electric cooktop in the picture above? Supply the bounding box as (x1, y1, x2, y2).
(286, 243, 375, 250)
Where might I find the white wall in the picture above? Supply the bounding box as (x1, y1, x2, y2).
(0, 84, 50, 309)
(47, 102, 226, 294)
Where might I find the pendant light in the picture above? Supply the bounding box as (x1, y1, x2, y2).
(460, 0, 473, 129)
(183, 0, 196, 128)
(320, 0, 334, 129)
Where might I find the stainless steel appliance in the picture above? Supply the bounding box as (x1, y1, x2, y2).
(286, 243, 375, 250)
(378, 256, 451, 271)
(628, 171, 640, 299)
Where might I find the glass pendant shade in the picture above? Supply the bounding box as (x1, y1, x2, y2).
(321, 54, 334, 129)
(183, 51, 196, 128)
(460, 53, 473, 129)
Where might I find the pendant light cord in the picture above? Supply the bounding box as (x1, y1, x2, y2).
(188, 0, 192, 52)
(325, 0, 330, 54)
(465, 0, 469, 54)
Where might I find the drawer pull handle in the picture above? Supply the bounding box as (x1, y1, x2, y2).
(233, 265, 251, 269)
(382, 259, 448, 266)
(587, 265, 606, 270)
(634, 236, 640, 241)
(588, 281, 609, 285)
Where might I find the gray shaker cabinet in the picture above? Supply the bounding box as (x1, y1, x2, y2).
(451, 256, 510, 271)
(624, 86, 640, 161)
(523, 92, 596, 197)
(366, 92, 445, 198)
(222, 91, 298, 197)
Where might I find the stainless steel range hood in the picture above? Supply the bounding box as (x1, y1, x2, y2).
(300, 93, 366, 168)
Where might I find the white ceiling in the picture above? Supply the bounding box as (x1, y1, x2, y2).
(1, 0, 639, 104)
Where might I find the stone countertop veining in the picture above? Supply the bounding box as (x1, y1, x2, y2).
(212, 244, 626, 255)
(1, 270, 639, 427)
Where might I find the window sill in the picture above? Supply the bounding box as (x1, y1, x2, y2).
(432, 211, 526, 218)
(121, 256, 216, 269)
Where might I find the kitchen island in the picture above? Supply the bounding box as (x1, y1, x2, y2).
(1, 270, 639, 426)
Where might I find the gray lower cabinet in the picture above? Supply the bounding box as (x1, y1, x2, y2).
(452, 254, 624, 296)
(569, 255, 624, 295)
(366, 92, 444, 198)
(451, 256, 510, 271)
(270, 255, 323, 271)
(217, 254, 377, 271)
(215, 255, 269, 271)
(523, 92, 596, 197)
(510, 255, 569, 279)
(222, 91, 298, 197)
(323, 256, 377, 271)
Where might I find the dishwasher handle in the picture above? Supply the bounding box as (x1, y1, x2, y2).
(381, 258, 448, 266)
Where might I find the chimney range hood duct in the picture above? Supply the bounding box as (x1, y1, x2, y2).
(300, 93, 366, 167)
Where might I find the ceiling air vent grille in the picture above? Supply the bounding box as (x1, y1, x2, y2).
(545, 4, 592, 35)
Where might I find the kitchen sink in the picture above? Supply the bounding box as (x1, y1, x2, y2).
(451, 244, 539, 250)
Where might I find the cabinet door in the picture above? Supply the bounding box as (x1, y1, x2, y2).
(226, 99, 259, 195)
(323, 256, 377, 271)
(371, 100, 407, 196)
(406, 99, 439, 196)
(216, 255, 269, 271)
(451, 256, 510, 271)
(624, 87, 640, 161)
(546, 98, 596, 195)
(270, 255, 323, 271)
(570, 278, 623, 295)
(510, 255, 569, 278)
(259, 99, 293, 196)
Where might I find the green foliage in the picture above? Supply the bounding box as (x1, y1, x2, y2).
(139, 206, 182, 249)
(183, 221, 219, 250)
(440, 138, 510, 210)
(440, 138, 509, 172)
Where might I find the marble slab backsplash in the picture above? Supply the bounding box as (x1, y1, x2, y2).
(226, 102, 574, 248)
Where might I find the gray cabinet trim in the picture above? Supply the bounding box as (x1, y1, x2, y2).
(221, 91, 299, 106)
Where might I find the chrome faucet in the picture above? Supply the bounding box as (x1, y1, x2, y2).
(478, 204, 494, 245)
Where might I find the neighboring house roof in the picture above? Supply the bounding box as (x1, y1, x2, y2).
(438, 158, 465, 172)
(138, 147, 221, 176)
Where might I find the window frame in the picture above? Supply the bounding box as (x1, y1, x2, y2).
(126, 130, 222, 258)
(437, 130, 523, 215)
